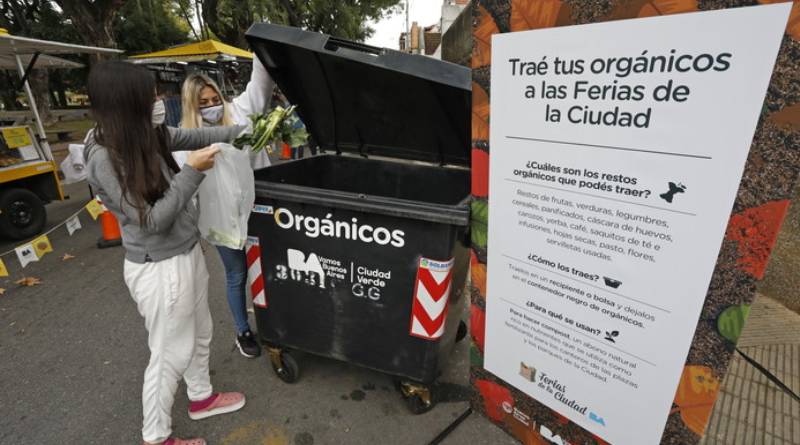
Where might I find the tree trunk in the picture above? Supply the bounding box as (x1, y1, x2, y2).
(0, 73, 20, 111)
(28, 69, 53, 124)
(54, 0, 125, 63)
(202, 0, 223, 41)
(177, 1, 201, 40)
(203, 0, 258, 47)
(58, 89, 68, 108)
(279, 0, 302, 27)
(49, 70, 68, 109)
(196, 0, 207, 40)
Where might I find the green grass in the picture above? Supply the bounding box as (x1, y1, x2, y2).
(44, 118, 94, 133)
(42, 118, 95, 143)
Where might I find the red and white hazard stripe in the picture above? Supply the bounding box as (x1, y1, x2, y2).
(410, 257, 454, 340)
(246, 236, 267, 308)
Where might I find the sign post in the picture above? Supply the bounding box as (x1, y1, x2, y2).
(469, 2, 799, 444)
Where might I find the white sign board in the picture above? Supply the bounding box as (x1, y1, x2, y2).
(484, 5, 791, 444)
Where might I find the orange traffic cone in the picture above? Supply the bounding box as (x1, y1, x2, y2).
(97, 210, 122, 249)
(280, 142, 292, 160)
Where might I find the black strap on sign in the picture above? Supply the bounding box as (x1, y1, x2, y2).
(428, 407, 472, 445)
(736, 347, 800, 404)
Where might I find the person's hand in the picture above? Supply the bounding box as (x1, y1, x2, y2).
(186, 145, 220, 171)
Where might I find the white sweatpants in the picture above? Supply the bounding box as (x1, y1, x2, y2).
(124, 244, 214, 443)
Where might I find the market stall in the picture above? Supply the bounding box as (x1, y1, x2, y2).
(0, 28, 121, 239)
(129, 39, 253, 98)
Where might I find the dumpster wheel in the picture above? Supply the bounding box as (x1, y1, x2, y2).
(398, 381, 435, 415)
(267, 347, 299, 383)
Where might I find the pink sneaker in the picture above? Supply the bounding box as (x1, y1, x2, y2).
(188, 392, 246, 420)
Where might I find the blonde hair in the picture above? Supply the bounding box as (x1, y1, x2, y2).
(180, 72, 234, 128)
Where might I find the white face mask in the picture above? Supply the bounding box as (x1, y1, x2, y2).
(200, 104, 224, 124)
(152, 99, 166, 127)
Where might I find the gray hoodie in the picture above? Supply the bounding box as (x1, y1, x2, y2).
(85, 125, 244, 264)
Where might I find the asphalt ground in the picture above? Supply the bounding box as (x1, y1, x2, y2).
(0, 181, 515, 445)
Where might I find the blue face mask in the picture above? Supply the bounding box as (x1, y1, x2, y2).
(200, 104, 224, 124)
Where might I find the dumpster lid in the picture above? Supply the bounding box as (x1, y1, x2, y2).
(246, 23, 471, 166)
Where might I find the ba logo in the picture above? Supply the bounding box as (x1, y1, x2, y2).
(589, 412, 606, 427)
(286, 249, 326, 289)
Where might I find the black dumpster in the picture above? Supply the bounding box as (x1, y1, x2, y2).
(245, 23, 471, 414)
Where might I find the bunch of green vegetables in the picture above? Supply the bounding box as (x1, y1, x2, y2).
(232, 105, 309, 153)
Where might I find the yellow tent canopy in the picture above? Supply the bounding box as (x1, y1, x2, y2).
(129, 39, 252, 64)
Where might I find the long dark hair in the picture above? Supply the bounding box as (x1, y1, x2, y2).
(88, 61, 179, 224)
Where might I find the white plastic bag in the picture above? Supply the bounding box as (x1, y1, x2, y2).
(60, 144, 88, 184)
(197, 143, 255, 250)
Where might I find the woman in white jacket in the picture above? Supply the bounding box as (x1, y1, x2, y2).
(176, 57, 275, 358)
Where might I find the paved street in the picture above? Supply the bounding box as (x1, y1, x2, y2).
(1, 181, 799, 445)
(0, 182, 515, 445)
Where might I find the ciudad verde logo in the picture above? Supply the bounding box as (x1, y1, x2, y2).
(273, 207, 406, 248)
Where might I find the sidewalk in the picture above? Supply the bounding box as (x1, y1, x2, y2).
(700, 295, 800, 445)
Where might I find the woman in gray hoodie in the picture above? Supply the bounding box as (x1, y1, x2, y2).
(85, 61, 245, 445)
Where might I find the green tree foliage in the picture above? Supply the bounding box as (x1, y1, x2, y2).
(2, 0, 192, 54)
(115, 0, 191, 53)
(52, 0, 126, 50)
(201, 0, 402, 48)
(1, 0, 192, 113)
(0, 0, 83, 115)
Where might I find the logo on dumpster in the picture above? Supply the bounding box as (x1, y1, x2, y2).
(287, 249, 326, 288)
(409, 257, 454, 340)
(253, 204, 274, 214)
(273, 208, 406, 248)
(275, 248, 327, 289)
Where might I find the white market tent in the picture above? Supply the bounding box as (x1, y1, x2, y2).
(0, 53, 83, 69)
(0, 28, 122, 160)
